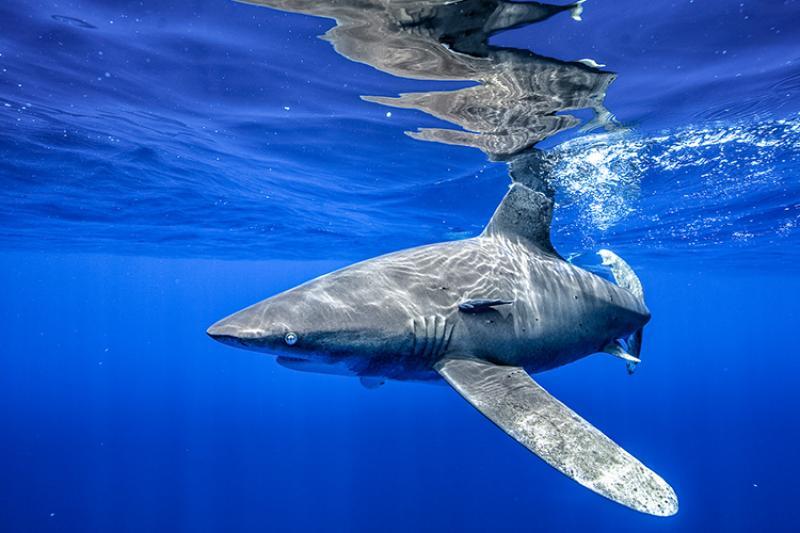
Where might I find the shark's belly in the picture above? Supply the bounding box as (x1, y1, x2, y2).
(444, 313, 596, 373)
(430, 285, 620, 373)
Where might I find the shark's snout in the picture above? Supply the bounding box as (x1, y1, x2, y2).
(207, 323, 244, 348)
(206, 312, 268, 346)
(206, 296, 304, 354)
(206, 321, 236, 339)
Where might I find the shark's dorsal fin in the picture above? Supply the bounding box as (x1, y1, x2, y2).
(482, 183, 556, 255)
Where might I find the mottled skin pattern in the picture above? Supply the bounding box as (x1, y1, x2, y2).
(207, 184, 649, 383)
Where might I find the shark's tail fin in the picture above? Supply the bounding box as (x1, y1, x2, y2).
(598, 249, 646, 374)
(598, 249, 643, 300)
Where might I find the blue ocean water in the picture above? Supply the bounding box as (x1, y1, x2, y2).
(1, 0, 799, 531)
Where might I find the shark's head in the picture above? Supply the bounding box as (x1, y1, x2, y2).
(206, 271, 411, 365)
(206, 292, 310, 357)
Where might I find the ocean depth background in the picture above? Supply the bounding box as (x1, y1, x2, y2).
(1, 0, 799, 531)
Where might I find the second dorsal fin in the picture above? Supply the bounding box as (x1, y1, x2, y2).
(482, 183, 556, 255)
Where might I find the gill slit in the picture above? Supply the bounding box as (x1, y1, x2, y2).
(411, 315, 454, 361)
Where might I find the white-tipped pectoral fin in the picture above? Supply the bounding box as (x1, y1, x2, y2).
(435, 357, 677, 516)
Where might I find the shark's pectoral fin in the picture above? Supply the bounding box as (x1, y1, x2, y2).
(435, 357, 678, 516)
(458, 299, 513, 313)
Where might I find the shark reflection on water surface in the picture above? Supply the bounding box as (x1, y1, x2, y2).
(247, 0, 615, 157)
(209, 0, 678, 517)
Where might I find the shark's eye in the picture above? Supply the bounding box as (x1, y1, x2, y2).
(284, 331, 298, 346)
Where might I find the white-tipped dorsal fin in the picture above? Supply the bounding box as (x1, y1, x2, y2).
(435, 357, 678, 516)
(482, 183, 556, 255)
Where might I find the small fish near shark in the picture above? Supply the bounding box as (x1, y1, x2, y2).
(207, 180, 679, 516)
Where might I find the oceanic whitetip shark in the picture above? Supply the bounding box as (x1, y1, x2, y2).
(207, 179, 678, 516)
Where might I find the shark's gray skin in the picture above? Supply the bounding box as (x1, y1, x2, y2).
(208, 183, 678, 516)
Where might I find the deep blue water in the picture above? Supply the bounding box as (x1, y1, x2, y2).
(1, 0, 800, 531)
